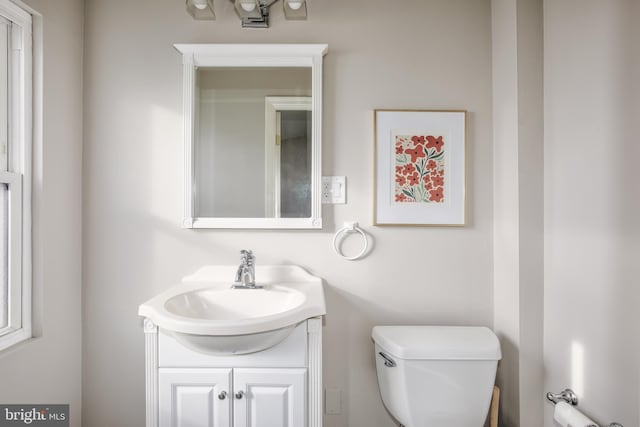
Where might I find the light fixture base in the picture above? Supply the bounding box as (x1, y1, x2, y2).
(240, 2, 270, 28)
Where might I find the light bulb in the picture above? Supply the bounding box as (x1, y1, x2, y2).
(192, 0, 208, 10)
(240, 1, 256, 12)
(287, 1, 302, 10)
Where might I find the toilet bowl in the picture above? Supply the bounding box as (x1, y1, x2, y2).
(372, 325, 501, 427)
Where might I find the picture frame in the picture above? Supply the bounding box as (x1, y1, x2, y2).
(374, 109, 466, 226)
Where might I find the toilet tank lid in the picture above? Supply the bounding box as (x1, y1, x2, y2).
(372, 326, 502, 361)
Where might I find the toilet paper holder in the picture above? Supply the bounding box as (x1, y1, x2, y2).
(546, 388, 624, 427)
(546, 388, 579, 406)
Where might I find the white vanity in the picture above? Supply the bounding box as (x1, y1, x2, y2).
(139, 265, 325, 427)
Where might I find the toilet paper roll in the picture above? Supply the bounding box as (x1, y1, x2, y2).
(554, 401, 599, 427)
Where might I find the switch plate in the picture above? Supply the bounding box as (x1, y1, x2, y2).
(322, 176, 346, 204)
(325, 388, 342, 414)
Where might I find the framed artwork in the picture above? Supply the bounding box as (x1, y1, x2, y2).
(374, 109, 466, 226)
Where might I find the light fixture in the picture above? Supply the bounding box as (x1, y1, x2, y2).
(186, 0, 215, 20)
(240, 2, 256, 12)
(283, 0, 306, 19)
(234, 0, 261, 19)
(233, 0, 277, 28)
(193, 0, 208, 9)
(185, 0, 307, 27)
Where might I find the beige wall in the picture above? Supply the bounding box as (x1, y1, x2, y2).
(543, 0, 640, 426)
(491, 0, 544, 425)
(1, 1, 637, 426)
(82, 0, 494, 426)
(0, 1, 83, 426)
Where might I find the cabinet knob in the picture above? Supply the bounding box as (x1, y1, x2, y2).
(235, 391, 244, 399)
(218, 391, 227, 400)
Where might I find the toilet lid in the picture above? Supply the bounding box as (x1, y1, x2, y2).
(371, 325, 502, 360)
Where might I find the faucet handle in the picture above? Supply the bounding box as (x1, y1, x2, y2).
(239, 249, 254, 265)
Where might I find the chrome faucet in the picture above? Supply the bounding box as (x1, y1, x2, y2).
(232, 250, 263, 289)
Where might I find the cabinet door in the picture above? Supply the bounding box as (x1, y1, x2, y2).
(233, 368, 306, 427)
(159, 368, 232, 427)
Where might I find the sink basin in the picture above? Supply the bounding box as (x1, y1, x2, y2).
(138, 265, 325, 355)
(164, 286, 306, 321)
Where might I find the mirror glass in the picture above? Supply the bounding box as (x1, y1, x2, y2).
(176, 43, 327, 229)
(194, 67, 312, 219)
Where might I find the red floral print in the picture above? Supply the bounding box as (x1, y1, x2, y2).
(411, 135, 426, 145)
(429, 187, 444, 203)
(394, 133, 445, 204)
(426, 135, 444, 152)
(407, 172, 420, 186)
(401, 163, 416, 175)
(404, 145, 426, 163)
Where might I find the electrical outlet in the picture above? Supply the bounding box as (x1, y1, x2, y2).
(322, 176, 346, 204)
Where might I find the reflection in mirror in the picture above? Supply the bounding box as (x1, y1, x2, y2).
(194, 67, 312, 219)
(265, 97, 312, 219)
(278, 109, 312, 217)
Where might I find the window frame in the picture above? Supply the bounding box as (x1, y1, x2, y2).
(0, 0, 32, 351)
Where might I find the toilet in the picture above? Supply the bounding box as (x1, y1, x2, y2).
(372, 325, 502, 427)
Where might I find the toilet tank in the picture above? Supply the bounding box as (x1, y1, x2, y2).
(372, 326, 502, 427)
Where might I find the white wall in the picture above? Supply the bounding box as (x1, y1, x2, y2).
(0, 0, 83, 426)
(81, 0, 494, 426)
(543, 0, 640, 426)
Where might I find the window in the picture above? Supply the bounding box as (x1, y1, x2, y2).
(0, 0, 32, 351)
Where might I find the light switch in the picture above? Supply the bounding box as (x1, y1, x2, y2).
(322, 176, 346, 204)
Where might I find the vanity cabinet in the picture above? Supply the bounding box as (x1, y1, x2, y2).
(159, 368, 231, 427)
(233, 368, 306, 427)
(159, 368, 306, 427)
(144, 318, 322, 427)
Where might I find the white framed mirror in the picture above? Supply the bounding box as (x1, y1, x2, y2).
(175, 44, 328, 229)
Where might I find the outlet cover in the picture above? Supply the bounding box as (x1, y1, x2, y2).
(322, 176, 346, 204)
(325, 388, 342, 414)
